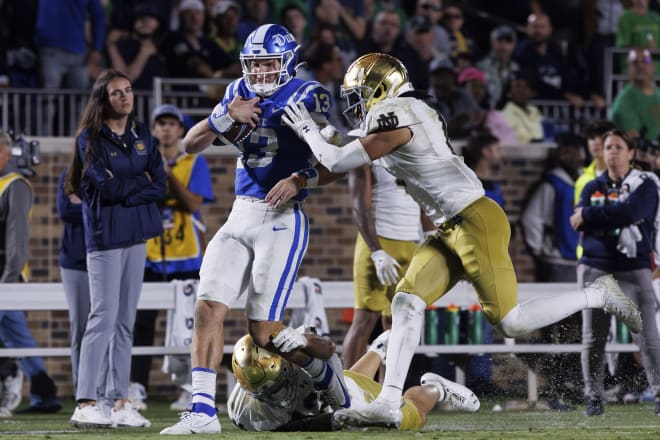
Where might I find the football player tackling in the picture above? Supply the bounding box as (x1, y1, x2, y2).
(161, 24, 348, 435)
(278, 53, 642, 428)
(227, 329, 479, 432)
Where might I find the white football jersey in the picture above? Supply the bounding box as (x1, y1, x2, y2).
(371, 160, 422, 241)
(227, 368, 322, 431)
(364, 97, 485, 226)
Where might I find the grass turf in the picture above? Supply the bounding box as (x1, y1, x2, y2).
(0, 400, 658, 439)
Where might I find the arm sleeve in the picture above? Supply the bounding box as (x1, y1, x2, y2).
(56, 172, 83, 223)
(520, 183, 555, 255)
(582, 179, 657, 230)
(1, 181, 31, 282)
(123, 135, 168, 206)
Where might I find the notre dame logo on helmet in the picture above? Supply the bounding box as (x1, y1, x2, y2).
(376, 112, 399, 129)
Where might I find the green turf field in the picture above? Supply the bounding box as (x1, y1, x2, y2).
(0, 400, 658, 439)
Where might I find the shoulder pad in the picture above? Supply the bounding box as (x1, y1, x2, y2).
(365, 98, 417, 134)
(288, 81, 332, 117)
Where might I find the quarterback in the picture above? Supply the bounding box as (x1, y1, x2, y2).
(161, 24, 348, 435)
(227, 330, 479, 432)
(275, 53, 643, 428)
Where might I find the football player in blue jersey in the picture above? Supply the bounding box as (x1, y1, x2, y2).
(161, 24, 348, 435)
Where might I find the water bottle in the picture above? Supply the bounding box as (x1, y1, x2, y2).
(616, 319, 630, 344)
(424, 307, 439, 345)
(444, 304, 460, 345)
(468, 304, 484, 344)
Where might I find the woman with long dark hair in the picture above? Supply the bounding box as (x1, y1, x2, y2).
(65, 69, 166, 428)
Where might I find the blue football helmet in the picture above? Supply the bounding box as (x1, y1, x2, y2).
(240, 24, 300, 96)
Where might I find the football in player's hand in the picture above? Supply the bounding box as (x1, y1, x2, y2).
(222, 122, 254, 144)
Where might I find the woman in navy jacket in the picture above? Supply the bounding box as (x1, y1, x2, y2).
(571, 130, 660, 417)
(64, 69, 166, 428)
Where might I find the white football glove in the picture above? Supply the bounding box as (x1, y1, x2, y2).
(320, 124, 343, 146)
(271, 326, 308, 353)
(282, 103, 318, 140)
(370, 249, 401, 286)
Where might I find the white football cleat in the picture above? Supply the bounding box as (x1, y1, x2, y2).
(1, 366, 23, 411)
(592, 275, 642, 333)
(160, 411, 221, 435)
(421, 372, 480, 412)
(319, 354, 351, 409)
(334, 397, 402, 429)
(111, 402, 151, 428)
(69, 404, 113, 428)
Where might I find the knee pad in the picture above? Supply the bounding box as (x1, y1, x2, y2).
(391, 292, 427, 322)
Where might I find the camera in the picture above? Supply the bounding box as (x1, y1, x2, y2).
(8, 131, 40, 177)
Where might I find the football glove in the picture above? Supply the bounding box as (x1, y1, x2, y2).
(271, 326, 308, 353)
(370, 249, 401, 286)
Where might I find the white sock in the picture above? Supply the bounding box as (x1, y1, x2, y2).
(191, 367, 216, 416)
(498, 289, 591, 337)
(379, 292, 426, 404)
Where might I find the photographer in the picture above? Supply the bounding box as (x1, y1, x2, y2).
(0, 130, 61, 415)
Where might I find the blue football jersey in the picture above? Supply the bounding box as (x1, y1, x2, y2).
(219, 77, 332, 201)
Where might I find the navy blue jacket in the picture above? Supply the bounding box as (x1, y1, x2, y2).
(56, 170, 86, 271)
(577, 170, 658, 272)
(78, 119, 166, 252)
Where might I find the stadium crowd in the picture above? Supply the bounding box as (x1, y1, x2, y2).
(0, 0, 659, 432)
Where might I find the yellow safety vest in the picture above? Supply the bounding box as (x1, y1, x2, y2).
(0, 172, 31, 281)
(145, 154, 203, 264)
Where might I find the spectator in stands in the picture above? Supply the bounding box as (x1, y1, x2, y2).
(458, 67, 518, 144)
(109, 0, 172, 32)
(616, 0, 660, 74)
(0, 130, 61, 415)
(428, 57, 481, 139)
(521, 133, 586, 411)
(34, 0, 105, 89)
(129, 104, 214, 413)
(342, 160, 428, 373)
(237, 0, 269, 42)
(499, 71, 545, 143)
(441, 2, 478, 64)
(313, 0, 367, 68)
(575, 120, 617, 208)
(211, 1, 241, 62)
(161, 0, 238, 80)
(570, 129, 660, 417)
(106, 3, 168, 90)
(0, 0, 38, 88)
(477, 25, 520, 110)
(610, 48, 660, 141)
(404, 15, 437, 91)
(65, 69, 166, 428)
(513, 13, 584, 106)
(56, 169, 90, 397)
(415, 0, 451, 60)
(281, 3, 308, 45)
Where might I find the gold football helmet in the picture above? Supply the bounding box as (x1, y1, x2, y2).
(341, 53, 413, 127)
(232, 334, 296, 406)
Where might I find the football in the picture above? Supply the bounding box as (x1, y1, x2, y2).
(220, 122, 254, 144)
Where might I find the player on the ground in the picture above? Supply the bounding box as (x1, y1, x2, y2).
(160, 24, 348, 435)
(274, 52, 642, 428)
(227, 329, 479, 432)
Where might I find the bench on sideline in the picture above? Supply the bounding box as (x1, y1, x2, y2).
(0, 281, 639, 401)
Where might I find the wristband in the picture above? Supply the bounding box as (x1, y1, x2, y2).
(293, 167, 319, 189)
(208, 103, 235, 134)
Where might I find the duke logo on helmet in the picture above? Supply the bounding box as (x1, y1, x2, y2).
(240, 24, 300, 96)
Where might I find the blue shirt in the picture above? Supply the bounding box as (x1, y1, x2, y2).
(210, 77, 332, 201)
(35, 0, 105, 54)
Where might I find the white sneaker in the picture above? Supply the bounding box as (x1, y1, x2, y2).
(421, 372, 480, 412)
(170, 390, 193, 412)
(160, 411, 221, 435)
(70, 404, 113, 428)
(128, 382, 148, 411)
(367, 330, 391, 365)
(111, 402, 151, 428)
(1, 367, 23, 411)
(334, 397, 402, 429)
(593, 275, 642, 333)
(319, 355, 351, 409)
